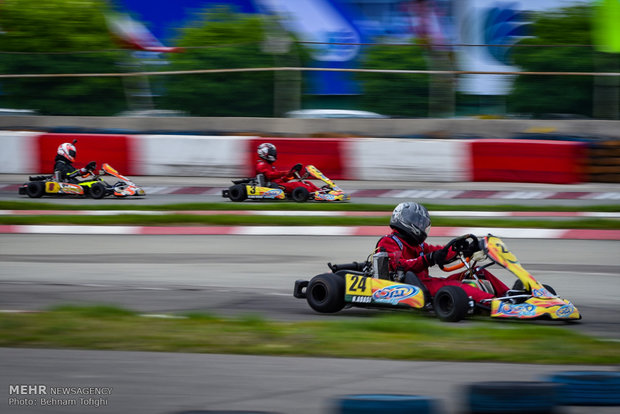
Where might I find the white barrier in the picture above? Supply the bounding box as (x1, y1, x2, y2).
(136, 135, 255, 177)
(348, 138, 470, 182)
(0, 131, 39, 174)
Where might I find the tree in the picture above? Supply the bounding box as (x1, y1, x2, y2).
(355, 42, 431, 118)
(0, 0, 127, 115)
(507, 5, 618, 118)
(161, 7, 305, 117)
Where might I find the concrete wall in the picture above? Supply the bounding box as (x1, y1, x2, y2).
(1, 116, 619, 139)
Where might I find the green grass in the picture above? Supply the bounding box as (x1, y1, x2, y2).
(2, 200, 619, 212)
(1, 306, 618, 364)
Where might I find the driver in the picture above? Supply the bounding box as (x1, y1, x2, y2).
(255, 142, 319, 193)
(54, 142, 96, 183)
(376, 202, 510, 304)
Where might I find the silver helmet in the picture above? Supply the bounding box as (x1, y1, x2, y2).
(390, 202, 431, 245)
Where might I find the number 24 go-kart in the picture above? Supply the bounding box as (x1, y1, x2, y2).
(294, 234, 581, 322)
(18, 163, 146, 199)
(222, 165, 350, 202)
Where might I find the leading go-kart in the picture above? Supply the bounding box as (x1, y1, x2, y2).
(293, 234, 581, 322)
(222, 165, 350, 202)
(18, 163, 146, 199)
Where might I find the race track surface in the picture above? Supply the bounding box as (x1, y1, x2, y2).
(1, 176, 619, 414)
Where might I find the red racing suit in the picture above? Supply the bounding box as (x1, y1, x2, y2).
(376, 231, 509, 303)
(255, 160, 319, 193)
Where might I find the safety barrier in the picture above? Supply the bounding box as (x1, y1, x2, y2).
(0, 131, 609, 184)
(470, 139, 587, 184)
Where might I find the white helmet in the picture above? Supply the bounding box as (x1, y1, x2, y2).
(257, 143, 277, 162)
(57, 142, 76, 162)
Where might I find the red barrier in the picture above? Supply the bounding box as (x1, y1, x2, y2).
(245, 138, 348, 179)
(470, 139, 586, 184)
(36, 134, 136, 175)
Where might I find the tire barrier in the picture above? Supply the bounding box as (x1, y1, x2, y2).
(586, 140, 620, 183)
(546, 371, 620, 406)
(465, 381, 559, 414)
(334, 394, 439, 414)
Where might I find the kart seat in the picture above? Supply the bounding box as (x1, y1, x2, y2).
(403, 271, 431, 304)
(256, 174, 267, 187)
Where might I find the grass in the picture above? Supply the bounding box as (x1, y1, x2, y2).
(1, 306, 618, 364)
(1, 200, 620, 212)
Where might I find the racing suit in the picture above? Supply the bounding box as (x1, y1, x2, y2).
(53, 155, 82, 183)
(255, 159, 319, 193)
(376, 231, 509, 303)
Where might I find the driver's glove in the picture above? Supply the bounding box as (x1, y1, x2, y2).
(289, 163, 303, 175)
(424, 248, 447, 267)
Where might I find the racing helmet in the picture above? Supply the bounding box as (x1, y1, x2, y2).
(257, 143, 277, 163)
(390, 202, 431, 245)
(57, 142, 76, 162)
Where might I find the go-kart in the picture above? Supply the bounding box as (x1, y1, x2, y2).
(18, 163, 145, 199)
(294, 234, 581, 322)
(222, 164, 350, 202)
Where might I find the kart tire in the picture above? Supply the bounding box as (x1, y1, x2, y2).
(512, 280, 557, 295)
(291, 186, 309, 202)
(335, 394, 438, 414)
(546, 371, 620, 406)
(466, 381, 559, 414)
(25, 181, 45, 198)
(433, 285, 469, 322)
(89, 182, 106, 199)
(228, 184, 247, 202)
(306, 273, 345, 313)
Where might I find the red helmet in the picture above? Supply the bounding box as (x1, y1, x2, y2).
(57, 142, 76, 162)
(257, 143, 277, 162)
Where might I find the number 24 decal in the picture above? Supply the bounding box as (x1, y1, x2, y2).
(346, 274, 371, 295)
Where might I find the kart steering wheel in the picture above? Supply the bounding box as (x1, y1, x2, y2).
(437, 234, 480, 272)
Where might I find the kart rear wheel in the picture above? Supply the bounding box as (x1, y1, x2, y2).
(228, 184, 247, 202)
(306, 273, 345, 313)
(25, 181, 45, 198)
(433, 285, 469, 322)
(291, 186, 310, 202)
(89, 182, 106, 199)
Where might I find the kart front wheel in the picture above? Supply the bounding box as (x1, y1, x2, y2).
(291, 186, 309, 202)
(306, 273, 345, 313)
(228, 184, 247, 202)
(89, 182, 106, 199)
(433, 285, 469, 322)
(26, 181, 45, 198)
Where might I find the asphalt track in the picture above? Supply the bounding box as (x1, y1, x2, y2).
(1, 176, 619, 414)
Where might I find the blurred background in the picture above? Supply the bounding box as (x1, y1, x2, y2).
(0, 0, 618, 120)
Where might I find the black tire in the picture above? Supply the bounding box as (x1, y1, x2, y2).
(466, 381, 559, 414)
(228, 184, 247, 202)
(433, 285, 469, 322)
(512, 280, 557, 295)
(306, 273, 345, 313)
(25, 181, 45, 198)
(89, 182, 106, 199)
(291, 186, 309, 202)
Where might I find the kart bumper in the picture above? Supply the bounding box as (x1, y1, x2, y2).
(490, 298, 581, 320)
(293, 280, 308, 299)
